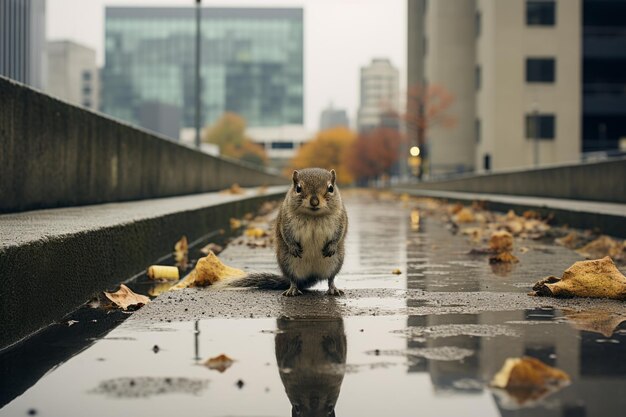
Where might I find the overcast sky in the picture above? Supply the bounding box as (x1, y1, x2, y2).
(47, 0, 406, 131)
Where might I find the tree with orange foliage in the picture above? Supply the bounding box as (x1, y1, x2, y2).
(289, 127, 356, 185)
(345, 127, 402, 185)
(402, 83, 456, 178)
(203, 112, 268, 167)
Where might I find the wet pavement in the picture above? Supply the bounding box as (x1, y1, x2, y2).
(2, 194, 626, 417)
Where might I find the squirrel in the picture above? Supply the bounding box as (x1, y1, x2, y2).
(228, 167, 348, 296)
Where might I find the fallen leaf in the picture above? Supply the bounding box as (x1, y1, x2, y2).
(555, 231, 580, 249)
(519, 247, 530, 254)
(245, 227, 268, 238)
(204, 354, 235, 373)
(173, 251, 246, 289)
(454, 207, 475, 223)
(200, 242, 223, 255)
(462, 227, 483, 243)
(104, 284, 150, 311)
(391, 268, 402, 275)
(410, 209, 420, 230)
(147, 265, 180, 281)
(563, 308, 626, 337)
(257, 185, 268, 195)
(223, 183, 244, 195)
(489, 251, 519, 264)
(489, 231, 514, 253)
(531, 256, 626, 300)
(174, 236, 189, 270)
(490, 357, 570, 407)
(230, 218, 242, 230)
(576, 235, 625, 262)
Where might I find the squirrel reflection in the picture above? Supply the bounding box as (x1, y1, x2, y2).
(275, 316, 347, 417)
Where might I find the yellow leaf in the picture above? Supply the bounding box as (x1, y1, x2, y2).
(174, 236, 188, 270)
(104, 284, 150, 311)
(147, 265, 180, 281)
(204, 354, 235, 373)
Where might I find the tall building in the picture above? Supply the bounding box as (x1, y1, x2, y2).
(319, 104, 349, 130)
(582, 0, 626, 153)
(247, 125, 310, 169)
(102, 7, 304, 132)
(357, 58, 399, 132)
(0, 0, 46, 89)
(408, 0, 586, 174)
(46, 41, 100, 110)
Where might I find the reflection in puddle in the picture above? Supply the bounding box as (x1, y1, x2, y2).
(276, 317, 346, 417)
(91, 377, 208, 398)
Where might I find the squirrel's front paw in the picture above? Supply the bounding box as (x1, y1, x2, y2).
(282, 286, 303, 297)
(322, 243, 337, 257)
(288, 242, 303, 258)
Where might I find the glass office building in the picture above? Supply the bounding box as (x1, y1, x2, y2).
(102, 7, 303, 130)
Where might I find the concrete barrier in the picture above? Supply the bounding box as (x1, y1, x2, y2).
(403, 158, 626, 203)
(0, 76, 285, 213)
(0, 187, 287, 351)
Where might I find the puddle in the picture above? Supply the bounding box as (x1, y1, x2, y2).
(3, 310, 626, 417)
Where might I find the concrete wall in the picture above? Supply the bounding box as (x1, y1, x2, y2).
(401, 157, 626, 203)
(0, 76, 285, 213)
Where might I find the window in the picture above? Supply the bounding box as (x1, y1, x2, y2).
(83, 86, 92, 96)
(475, 11, 481, 37)
(82, 70, 92, 81)
(271, 141, 294, 149)
(475, 65, 481, 90)
(475, 119, 481, 143)
(526, 1, 556, 26)
(526, 58, 555, 82)
(83, 100, 92, 108)
(526, 114, 556, 139)
(483, 154, 491, 171)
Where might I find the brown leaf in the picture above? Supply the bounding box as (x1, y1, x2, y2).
(490, 357, 570, 407)
(230, 218, 242, 230)
(454, 207, 475, 223)
(555, 231, 580, 249)
(174, 236, 189, 270)
(204, 354, 235, 373)
(576, 235, 625, 261)
(104, 284, 150, 311)
(173, 251, 246, 289)
(391, 268, 402, 275)
(531, 256, 626, 300)
(222, 183, 244, 195)
(200, 242, 223, 255)
(563, 308, 626, 338)
(489, 231, 514, 253)
(489, 251, 519, 264)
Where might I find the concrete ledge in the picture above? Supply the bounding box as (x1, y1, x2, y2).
(0, 186, 287, 351)
(0, 76, 285, 213)
(402, 158, 626, 203)
(394, 188, 626, 238)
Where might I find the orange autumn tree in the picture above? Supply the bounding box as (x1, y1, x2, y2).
(203, 112, 268, 167)
(402, 83, 456, 178)
(288, 127, 356, 185)
(345, 127, 403, 184)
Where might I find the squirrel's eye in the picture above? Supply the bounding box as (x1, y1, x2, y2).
(295, 184, 302, 194)
(328, 184, 334, 193)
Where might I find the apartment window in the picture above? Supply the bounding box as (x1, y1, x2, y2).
(526, 114, 556, 139)
(83, 100, 92, 108)
(271, 141, 294, 149)
(83, 86, 92, 96)
(483, 154, 491, 171)
(475, 65, 482, 90)
(526, 58, 555, 82)
(82, 70, 92, 81)
(475, 11, 482, 37)
(475, 119, 481, 143)
(526, 1, 556, 26)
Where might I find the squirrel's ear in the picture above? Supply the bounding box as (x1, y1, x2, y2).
(292, 170, 299, 185)
(330, 169, 336, 184)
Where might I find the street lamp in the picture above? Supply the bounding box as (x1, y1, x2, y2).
(410, 146, 420, 157)
(194, 0, 202, 149)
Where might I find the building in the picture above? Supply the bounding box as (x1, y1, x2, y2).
(319, 104, 349, 130)
(46, 41, 99, 110)
(0, 0, 46, 89)
(408, 0, 588, 174)
(101, 7, 303, 133)
(247, 125, 310, 169)
(582, 0, 626, 153)
(357, 58, 399, 132)
(138, 101, 181, 140)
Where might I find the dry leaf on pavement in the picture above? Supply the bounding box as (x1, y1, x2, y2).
(531, 256, 626, 300)
(204, 354, 235, 373)
(576, 235, 625, 262)
(391, 268, 402, 275)
(200, 242, 223, 255)
(174, 236, 189, 270)
(104, 284, 150, 311)
(454, 207, 475, 223)
(222, 183, 244, 195)
(173, 251, 246, 289)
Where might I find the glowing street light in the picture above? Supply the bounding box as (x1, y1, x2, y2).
(409, 146, 421, 157)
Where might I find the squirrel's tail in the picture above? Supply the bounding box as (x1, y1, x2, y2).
(224, 272, 290, 290)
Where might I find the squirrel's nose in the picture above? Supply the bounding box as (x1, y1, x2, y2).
(310, 196, 319, 207)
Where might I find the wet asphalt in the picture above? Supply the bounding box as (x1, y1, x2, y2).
(2, 193, 626, 417)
